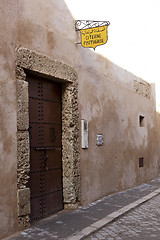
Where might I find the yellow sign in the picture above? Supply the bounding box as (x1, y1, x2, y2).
(80, 25, 108, 50)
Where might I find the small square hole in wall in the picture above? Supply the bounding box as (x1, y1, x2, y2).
(139, 115, 145, 127)
(139, 157, 144, 168)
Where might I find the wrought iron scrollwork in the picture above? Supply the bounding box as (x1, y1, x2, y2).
(75, 20, 110, 31)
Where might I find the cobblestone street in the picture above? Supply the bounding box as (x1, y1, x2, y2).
(86, 195, 160, 240)
(7, 178, 160, 240)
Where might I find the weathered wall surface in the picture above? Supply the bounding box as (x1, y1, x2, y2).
(0, 0, 18, 238)
(0, 0, 159, 238)
(79, 69, 158, 204)
(18, 0, 157, 204)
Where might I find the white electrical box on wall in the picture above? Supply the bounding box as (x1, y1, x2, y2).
(81, 119, 88, 149)
(97, 134, 103, 146)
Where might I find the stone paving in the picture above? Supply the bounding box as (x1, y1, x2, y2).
(6, 177, 160, 240)
(86, 194, 160, 240)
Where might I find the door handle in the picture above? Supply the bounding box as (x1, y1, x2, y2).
(45, 150, 48, 171)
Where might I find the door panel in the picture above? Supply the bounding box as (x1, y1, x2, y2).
(46, 151, 62, 169)
(28, 99, 39, 122)
(43, 124, 61, 146)
(29, 173, 41, 197)
(30, 198, 42, 221)
(44, 168, 62, 193)
(30, 149, 41, 171)
(42, 81, 61, 101)
(43, 102, 61, 123)
(43, 191, 63, 218)
(28, 75, 63, 223)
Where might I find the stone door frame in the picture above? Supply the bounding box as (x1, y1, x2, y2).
(16, 48, 80, 229)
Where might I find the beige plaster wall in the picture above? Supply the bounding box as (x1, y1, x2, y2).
(0, 1, 159, 237)
(0, 0, 18, 238)
(79, 69, 158, 204)
(18, 0, 157, 205)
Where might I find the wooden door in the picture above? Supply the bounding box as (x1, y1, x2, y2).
(27, 75, 63, 222)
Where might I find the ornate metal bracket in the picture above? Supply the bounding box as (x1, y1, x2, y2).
(75, 20, 110, 31)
